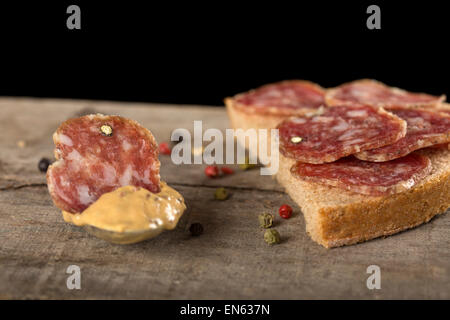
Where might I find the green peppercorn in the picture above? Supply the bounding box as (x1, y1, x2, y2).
(239, 155, 257, 170)
(264, 229, 281, 245)
(258, 213, 274, 229)
(214, 187, 229, 200)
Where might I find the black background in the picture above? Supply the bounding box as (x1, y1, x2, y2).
(0, 1, 448, 106)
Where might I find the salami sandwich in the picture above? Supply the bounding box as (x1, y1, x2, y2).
(226, 80, 450, 248)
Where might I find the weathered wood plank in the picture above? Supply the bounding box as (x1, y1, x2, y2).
(0, 97, 449, 299)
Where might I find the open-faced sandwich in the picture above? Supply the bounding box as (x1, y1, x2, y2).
(226, 79, 450, 248)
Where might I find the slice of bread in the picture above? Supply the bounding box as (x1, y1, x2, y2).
(225, 98, 286, 157)
(225, 97, 286, 133)
(226, 88, 450, 248)
(276, 149, 450, 248)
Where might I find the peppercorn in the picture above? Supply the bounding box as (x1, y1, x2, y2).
(279, 204, 293, 219)
(38, 158, 51, 173)
(159, 142, 171, 155)
(264, 229, 281, 245)
(100, 124, 113, 136)
(214, 187, 229, 200)
(290, 136, 303, 144)
(189, 223, 203, 236)
(239, 155, 257, 170)
(205, 165, 219, 178)
(220, 166, 234, 175)
(258, 213, 274, 229)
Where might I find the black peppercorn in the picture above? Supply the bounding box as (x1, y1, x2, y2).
(189, 223, 203, 236)
(38, 158, 51, 173)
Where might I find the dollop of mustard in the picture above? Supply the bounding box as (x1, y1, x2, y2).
(62, 182, 186, 234)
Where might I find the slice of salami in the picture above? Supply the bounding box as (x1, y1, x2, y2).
(356, 107, 450, 161)
(291, 153, 432, 196)
(436, 108, 450, 149)
(326, 79, 445, 108)
(230, 80, 325, 116)
(47, 114, 161, 213)
(428, 143, 450, 150)
(277, 105, 407, 164)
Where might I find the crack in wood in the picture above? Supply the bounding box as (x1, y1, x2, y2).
(169, 182, 284, 194)
(0, 181, 284, 194)
(0, 183, 47, 191)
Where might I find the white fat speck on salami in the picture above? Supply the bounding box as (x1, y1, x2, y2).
(47, 114, 161, 213)
(356, 107, 450, 161)
(290, 153, 432, 196)
(325, 79, 445, 108)
(232, 80, 325, 116)
(277, 105, 407, 164)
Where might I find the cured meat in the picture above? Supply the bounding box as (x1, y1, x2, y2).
(232, 80, 325, 116)
(434, 107, 450, 149)
(290, 153, 432, 196)
(277, 105, 407, 164)
(356, 107, 450, 161)
(47, 114, 161, 213)
(428, 143, 450, 149)
(326, 79, 445, 108)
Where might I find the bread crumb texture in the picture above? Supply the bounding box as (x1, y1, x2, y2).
(277, 149, 450, 248)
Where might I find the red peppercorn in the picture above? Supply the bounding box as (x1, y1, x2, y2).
(279, 204, 293, 219)
(220, 166, 234, 175)
(205, 165, 220, 178)
(159, 142, 171, 155)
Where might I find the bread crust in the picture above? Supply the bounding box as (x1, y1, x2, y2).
(277, 150, 450, 248)
(225, 98, 286, 159)
(225, 98, 286, 132)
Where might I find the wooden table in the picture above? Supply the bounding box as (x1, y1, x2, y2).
(0, 97, 449, 299)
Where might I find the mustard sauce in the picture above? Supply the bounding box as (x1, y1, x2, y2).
(62, 182, 186, 235)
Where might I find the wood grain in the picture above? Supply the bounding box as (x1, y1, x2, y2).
(0, 97, 449, 299)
